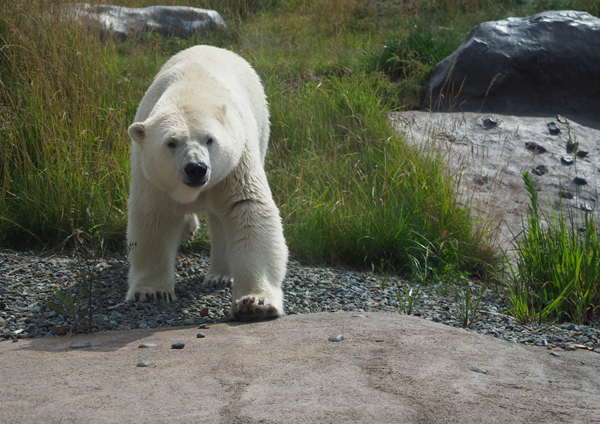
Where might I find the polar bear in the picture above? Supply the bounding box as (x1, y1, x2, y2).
(125, 45, 288, 320)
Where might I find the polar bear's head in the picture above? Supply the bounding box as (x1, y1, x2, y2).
(128, 98, 243, 204)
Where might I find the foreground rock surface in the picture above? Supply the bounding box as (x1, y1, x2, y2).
(423, 11, 600, 119)
(1, 313, 598, 423)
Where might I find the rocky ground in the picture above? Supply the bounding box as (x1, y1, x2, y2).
(1, 248, 598, 353)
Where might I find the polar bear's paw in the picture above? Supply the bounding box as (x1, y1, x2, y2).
(232, 295, 281, 321)
(126, 287, 176, 304)
(203, 274, 233, 289)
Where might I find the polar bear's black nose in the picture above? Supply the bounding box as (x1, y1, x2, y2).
(184, 162, 208, 186)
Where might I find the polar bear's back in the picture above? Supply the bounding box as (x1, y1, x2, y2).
(157, 46, 270, 161)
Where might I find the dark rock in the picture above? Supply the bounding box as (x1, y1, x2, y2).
(473, 174, 488, 185)
(531, 165, 548, 176)
(197, 333, 206, 338)
(574, 177, 588, 186)
(482, 116, 498, 129)
(329, 334, 344, 342)
(547, 122, 561, 135)
(171, 342, 185, 349)
(423, 11, 600, 119)
(577, 150, 589, 158)
(561, 155, 575, 165)
(560, 190, 573, 199)
(136, 360, 153, 367)
(525, 142, 547, 154)
(58, 4, 226, 40)
(550, 352, 561, 357)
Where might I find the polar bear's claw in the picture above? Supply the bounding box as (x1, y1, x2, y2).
(232, 295, 280, 321)
(203, 274, 233, 289)
(128, 288, 175, 304)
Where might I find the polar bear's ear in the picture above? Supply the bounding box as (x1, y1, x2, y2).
(128, 123, 146, 145)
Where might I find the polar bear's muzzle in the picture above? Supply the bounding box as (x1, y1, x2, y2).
(183, 161, 209, 187)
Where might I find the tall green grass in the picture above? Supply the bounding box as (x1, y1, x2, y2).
(0, 1, 135, 246)
(505, 174, 600, 325)
(267, 74, 492, 272)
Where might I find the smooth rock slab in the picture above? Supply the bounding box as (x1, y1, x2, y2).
(423, 11, 600, 119)
(57, 4, 226, 39)
(390, 111, 600, 255)
(0, 312, 598, 423)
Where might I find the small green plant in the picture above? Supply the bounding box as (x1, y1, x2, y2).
(451, 272, 488, 328)
(505, 171, 600, 325)
(46, 229, 105, 334)
(395, 254, 430, 315)
(45, 187, 121, 334)
(396, 282, 423, 316)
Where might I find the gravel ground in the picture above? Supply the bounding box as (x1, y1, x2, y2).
(1, 249, 599, 353)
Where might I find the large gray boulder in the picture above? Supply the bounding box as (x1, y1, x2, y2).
(422, 11, 600, 119)
(59, 4, 226, 39)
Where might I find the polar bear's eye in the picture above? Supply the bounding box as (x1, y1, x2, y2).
(206, 137, 214, 145)
(166, 139, 177, 149)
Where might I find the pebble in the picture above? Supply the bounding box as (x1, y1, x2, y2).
(136, 360, 153, 367)
(196, 333, 206, 338)
(329, 334, 344, 342)
(198, 324, 209, 329)
(561, 155, 574, 165)
(69, 342, 91, 349)
(550, 351, 561, 357)
(138, 343, 157, 348)
(171, 342, 185, 349)
(471, 367, 488, 374)
(499, 383, 523, 389)
(573, 177, 588, 186)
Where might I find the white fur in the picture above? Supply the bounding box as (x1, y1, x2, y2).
(126, 46, 288, 319)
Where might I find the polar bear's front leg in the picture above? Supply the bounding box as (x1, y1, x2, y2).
(204, 211, 233, 288)
(220, 197, 288, 320)
(126, 197, 184, 303)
